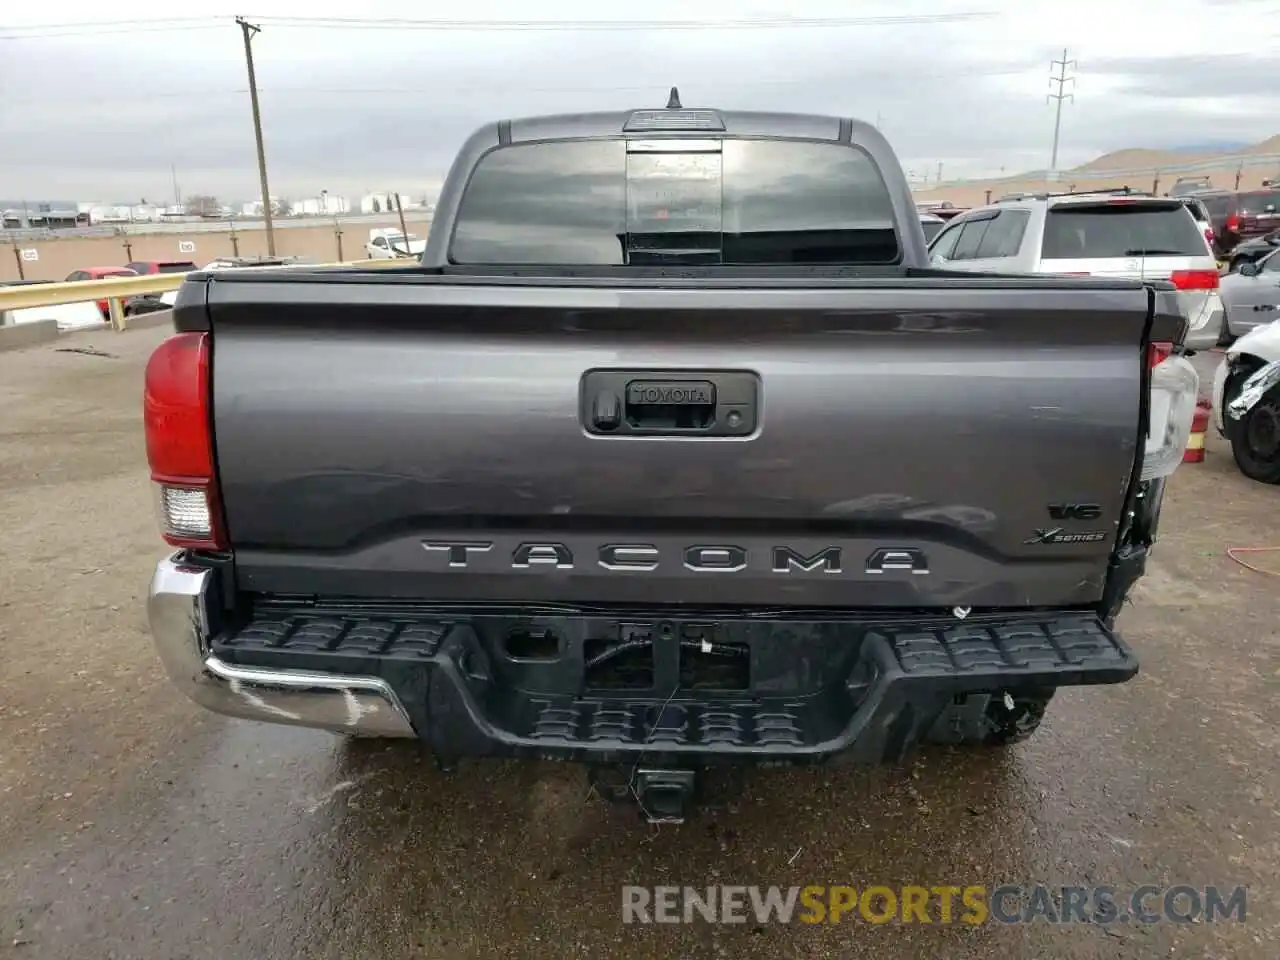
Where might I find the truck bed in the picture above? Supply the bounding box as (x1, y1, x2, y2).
(186, 271, 1167, 610)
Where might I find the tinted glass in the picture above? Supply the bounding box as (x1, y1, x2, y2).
(974, 210, 1029, 258)
(928, 221, 963, 259)
(920, 219, 944, 241)
(1041, 205, 1207, 258)
(951, 218, 991, 260)
(1180, 199, 1209, 221)
(453, 139, 626, 265)
(1200, 196, 1230, 218)
(157, 262, 196, 273)
(1261, 250, 1280, 273)
(450, 137, 899, 265)
(1238, 190, 1280, 215)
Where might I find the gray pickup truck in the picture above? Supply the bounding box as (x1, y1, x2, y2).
(146, 95, 1199, 821)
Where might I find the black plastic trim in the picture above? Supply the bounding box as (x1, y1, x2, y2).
(213, 609, 1136, 764)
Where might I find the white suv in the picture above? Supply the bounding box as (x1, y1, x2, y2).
(928, 189, 1225, 350)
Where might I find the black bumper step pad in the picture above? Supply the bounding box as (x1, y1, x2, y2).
(528, 699, 812, 748)
(213, 611, 1135, 760)
(883, 616, 1132, 683)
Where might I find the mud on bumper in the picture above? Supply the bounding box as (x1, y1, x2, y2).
(149, 554, 1137, 763)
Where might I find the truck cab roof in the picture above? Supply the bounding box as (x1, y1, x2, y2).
(426, 101, 925, 270)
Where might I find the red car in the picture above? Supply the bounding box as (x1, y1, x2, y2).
(64, 266, 138, 318)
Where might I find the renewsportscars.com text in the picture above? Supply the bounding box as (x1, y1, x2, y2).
(622, 884, 1247, 925)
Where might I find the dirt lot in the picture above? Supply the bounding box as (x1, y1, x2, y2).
(1, 328, 1278, 959)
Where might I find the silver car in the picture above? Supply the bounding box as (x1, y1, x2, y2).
(1220, 248, 1280, 339)
(927, 190, 1225, 350)
(919, 212, 946, 243)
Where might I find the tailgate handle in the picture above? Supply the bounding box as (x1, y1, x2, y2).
(582, 370, 759, 437)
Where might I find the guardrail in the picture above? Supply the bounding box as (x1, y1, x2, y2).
(0, 257, 409, 332)
(2, 212, 434, 242)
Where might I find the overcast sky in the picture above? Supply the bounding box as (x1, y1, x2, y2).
(2, 0, 1279, 203)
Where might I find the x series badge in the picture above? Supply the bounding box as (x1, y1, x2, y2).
(1024, 528, 1109, 545)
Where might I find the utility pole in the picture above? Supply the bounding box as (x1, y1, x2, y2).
(393, 192, 411, 257)
(171, 163, 181, 209)
(237, 17, 276, 255)
(1048, 48, 1076, 176)
(936, 161, 943, 184)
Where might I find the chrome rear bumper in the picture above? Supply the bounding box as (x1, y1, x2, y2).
(147, 554, 416, 737)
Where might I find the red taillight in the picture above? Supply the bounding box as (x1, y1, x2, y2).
(1149, 341, 1173, 368)
(1226, 214, 1240, 232)
(1170, 269, 1219, 291)
(143, 332, 225, 549)
(1107, 198, 1139, 205)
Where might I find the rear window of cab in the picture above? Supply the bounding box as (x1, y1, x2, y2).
(450, 137, 900, 266)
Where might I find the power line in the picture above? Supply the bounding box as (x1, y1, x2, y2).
(2, 66, 1046, 105)
(0, 18, 225, 39)
(1047, 48, 1076, 174)
(245, 12, 997, 31)
(0, 11, 993, 39)
(1, 16, 221, 29)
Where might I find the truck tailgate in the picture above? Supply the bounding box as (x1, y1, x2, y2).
(206, 278, 1153, 608)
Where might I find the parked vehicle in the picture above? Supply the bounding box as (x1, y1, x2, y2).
(365, 227, 426, 259)
(155, 257, 309, 308)
(1212, 317, 1280, 483)
(144, 98, 1198, 822)
(64, 265, 137, 319)
(201, 255, 309, 271)
(927, 188, 1224, 350)
(919, 212, 945, 242)
(1224, 229, 1280, 273)
(1219, 249, 1280, 341)
(1168, 175, 1213, 198)
(1175, 196, 1216, 254)
(126, 260, 198, 276)
(1195, 189, 1280, 258)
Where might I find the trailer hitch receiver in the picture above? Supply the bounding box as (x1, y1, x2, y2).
(635, 768, 697, 825)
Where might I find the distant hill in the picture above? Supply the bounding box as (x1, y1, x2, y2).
(914, 132, 1280, 208)
(1075, 135, 1280, 174)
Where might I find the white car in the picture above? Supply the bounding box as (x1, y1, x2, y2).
(1175, 197, 1215, 256)
(928, 189, 1225, 350)
(157, 256, 308, 306)
(366, 228, 426, 259)
(1212, 317, 1280, 483)
(1219, 249, 1280, 341)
